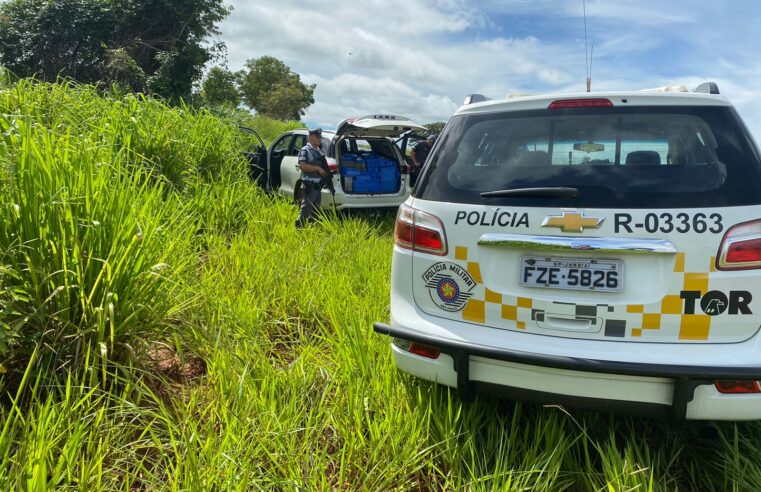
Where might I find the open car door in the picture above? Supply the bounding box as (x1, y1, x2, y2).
(394, 131, 427, 166)
(239, 126, 268, 188)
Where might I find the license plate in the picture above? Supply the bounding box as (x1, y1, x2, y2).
(520, 256, 623, 292)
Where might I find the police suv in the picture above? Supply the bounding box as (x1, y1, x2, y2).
(374, 83, 761, 420)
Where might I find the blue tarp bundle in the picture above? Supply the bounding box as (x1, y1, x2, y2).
(341, 152, 400, 193)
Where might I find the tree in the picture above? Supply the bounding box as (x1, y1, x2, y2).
(256, 79, 314, 121)
(0, 0, 118, 82)
(424, 122, 446, 136)
(104, 48, 146, 92)
(238, 56, 315, 120)
(0, 0, 231, 101)
(200, 67, 240, 107)
(116, 0, 231, 101)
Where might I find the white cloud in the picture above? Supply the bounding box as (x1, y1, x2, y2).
(219, 0, 583, 127)
(302, 73, 459, 128)
(218, 0, 761, 138)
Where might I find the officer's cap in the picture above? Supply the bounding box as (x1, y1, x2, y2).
(308, 128, 322, 136)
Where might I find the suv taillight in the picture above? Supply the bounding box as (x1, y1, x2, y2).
(715, 380, 760, 394)
(395, 204, 448, 256)
(716, 219, 761, 270)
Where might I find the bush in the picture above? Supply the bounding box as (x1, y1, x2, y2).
(205, 105, 304, 145)
(0, 78, 249, 380)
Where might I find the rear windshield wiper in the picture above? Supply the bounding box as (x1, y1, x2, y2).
(480, 187, 579, 198)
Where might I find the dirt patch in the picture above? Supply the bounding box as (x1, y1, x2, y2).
(143, 345, 207, 383)
(140, 344, 207, 407)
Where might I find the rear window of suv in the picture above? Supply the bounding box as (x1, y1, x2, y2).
(415, 106, 761, 208)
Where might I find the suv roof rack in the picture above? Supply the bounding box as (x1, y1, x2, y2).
(642, 85, 689, 93)
(507, 92, 535, 99)
(642, 82, 721, 95)
(463, 94, 490, 105)
(694, 82, 720, 95)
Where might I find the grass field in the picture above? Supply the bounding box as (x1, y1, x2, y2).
(2, 77, 761, 490)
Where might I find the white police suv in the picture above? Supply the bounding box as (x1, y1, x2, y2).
(374, 83, 761, 420)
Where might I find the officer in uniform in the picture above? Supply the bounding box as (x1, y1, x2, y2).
(295, 128, 328, 228)
(410, 134, 436, 186)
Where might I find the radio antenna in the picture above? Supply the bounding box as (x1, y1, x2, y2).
(583, 0, 592, 92)
(589, 44, 594, 91)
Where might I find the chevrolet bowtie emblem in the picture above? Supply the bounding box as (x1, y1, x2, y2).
(541, 211, 604, 233)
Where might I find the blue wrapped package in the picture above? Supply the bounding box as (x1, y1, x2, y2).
(380, 176, 398, 192)
(354, 182, 378, 193)
(342, 167, 362, 177)
(379, 166, 398, 178)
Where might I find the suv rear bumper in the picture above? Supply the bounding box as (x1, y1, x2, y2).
(322, 185, 409, 210)
(374, 322, 761, 420)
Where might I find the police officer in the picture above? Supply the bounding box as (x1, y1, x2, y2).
(410, 134, 436, 186)
(295, 128, 327, 228)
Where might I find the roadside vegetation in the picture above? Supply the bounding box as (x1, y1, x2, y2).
(2, 77, 761, 490)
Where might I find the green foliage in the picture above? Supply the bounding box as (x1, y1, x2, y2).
(239, 56, 315, 120)
(240, 114, 305, 145)
(0, 0, 231, 101)
(104, 48, 146, 92)
(0, 78, 246, 378)
(0, 0, 118, 82)
(206, 104, 305, 145)
(200, 66, 240, 108)
(425, 121, 446, 135)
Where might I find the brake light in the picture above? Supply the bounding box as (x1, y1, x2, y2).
(394, 204, 448, 256)
(408, 343, 441, 359)
(716, 219, 761, 270)
(393, 338, 442, 359)
(548, 98, 613, 109)
(715, 380, 760, 394)
(401, 163, 411, 174)
(727, 238, 761, 263)
(327, 159, 338, 173)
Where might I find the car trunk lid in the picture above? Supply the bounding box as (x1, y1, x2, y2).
(335, 115, 427, 139)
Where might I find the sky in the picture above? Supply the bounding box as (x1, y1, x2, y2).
(217, 0, 761, 136)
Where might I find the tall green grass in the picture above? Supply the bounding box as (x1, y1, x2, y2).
(3, 76, 761, 490)
(0, 78, 235, 380)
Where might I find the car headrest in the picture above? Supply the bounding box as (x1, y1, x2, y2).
(625, 150, 661, 166)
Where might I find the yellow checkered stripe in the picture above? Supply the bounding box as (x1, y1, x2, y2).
(626, 252, 717, 341)
(455, 245, 533, 328)
(452, 247, 719, 341)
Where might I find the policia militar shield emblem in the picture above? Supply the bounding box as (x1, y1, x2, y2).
(422, 262, 476, 312)
(541, 211, 605, 233)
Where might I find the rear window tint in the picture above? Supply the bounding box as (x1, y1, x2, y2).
(415, 106, 761, 208)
